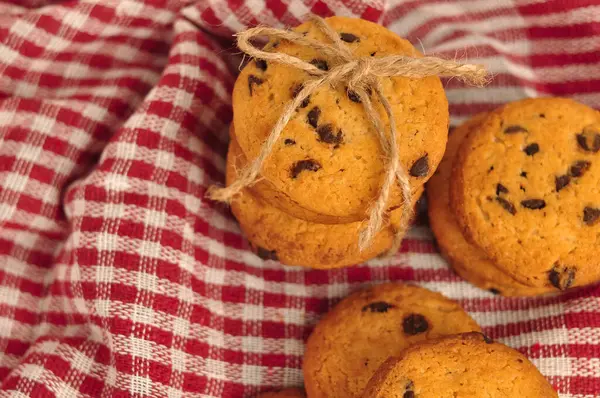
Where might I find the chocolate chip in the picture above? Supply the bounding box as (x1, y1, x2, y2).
(520, 185, 526, 192)
(504, 125, 528, 134)
(248, 75, 263, 96)
(403, 381, 414, 398)
(347, 89, 361, 103)
(521, 199, 546, 210)
(488, 165, 494, 173)
(549, 264, 576, 290)
(495, 197, 516, 215)
(524, 143, 539, 156)
(256, 247, 278, 261)
(409, 155, 429, 177)
(481, 333, 493, 344)
(402, 313, 429, 335)
(362, 301, 395, 313)
(310, 59, 329, 71)
(496, 183, 509, 195)
(489, 288, 501, 295)
(255, 59, 267, 71)
(316, 124, 343, 145)
(569, 160, 591, 177)
(576, 129, 600, 153)
(290, 159, 321, 179)
(539, 113, 546, 118)
(307, 107, 321, 128)
(291, 83, 310, 108)
(555, 175, 570, 192)
(340, 32, 360, 43)
(284, 139, 296, 146)
(370, 52, 377, 56)
(520, 171, 527, 178)
(583, 206, 600, 226)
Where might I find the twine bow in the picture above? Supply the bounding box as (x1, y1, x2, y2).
(208, 16, 488, 254)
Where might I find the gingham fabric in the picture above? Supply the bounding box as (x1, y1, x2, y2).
(0, 0, 598, 397)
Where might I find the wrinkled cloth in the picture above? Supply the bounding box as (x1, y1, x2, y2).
(0, 0, 599, 397)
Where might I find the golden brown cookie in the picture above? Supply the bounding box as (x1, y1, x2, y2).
(227, 139, 423, 268)
(232, 16, 448, 224)
(303, 283, 481, 398)
(362, 332, 558, 398)
(258, 388, 306, 398)
(450, 98, 600, 290)
(427, 113, 554, 297)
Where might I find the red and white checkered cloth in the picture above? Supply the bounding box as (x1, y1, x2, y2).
(0, 0, 598, 397)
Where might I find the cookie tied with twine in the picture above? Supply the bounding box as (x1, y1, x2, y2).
(208, 16, 488, 255)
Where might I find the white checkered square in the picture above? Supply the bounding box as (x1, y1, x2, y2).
(130, 375, 153, 396)
(131, 336, 153, 360)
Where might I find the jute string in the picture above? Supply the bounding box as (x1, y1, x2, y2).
(208, 16, 488, 254)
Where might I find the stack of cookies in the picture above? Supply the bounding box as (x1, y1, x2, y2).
(428, 98, 600, 296)
(258, 283, 558, 397)
(226, 16, 449, 268)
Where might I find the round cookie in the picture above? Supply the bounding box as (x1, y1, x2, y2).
(302, 283, 481, 398)
(427, 113, 554, 297)
(227, 139, 423, 268)
(362, 332, 558, 398)
(450, 98, 600, 289)
(232, 16, 448, 223)
(258, 388, 306, 398)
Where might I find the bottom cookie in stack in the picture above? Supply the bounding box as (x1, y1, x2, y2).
(427, 113, 554, 296)
(226, 138, 424, 268)
(362, 332, 558, 397)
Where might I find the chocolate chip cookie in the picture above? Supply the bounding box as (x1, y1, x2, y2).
(227, 138, 422, 268)
(303, 283, 480, 398)
(450, 98, 600, 289)
(427, 113, 554, 296)
(362, 332, 558, 397)
(232, 16, 448, 223)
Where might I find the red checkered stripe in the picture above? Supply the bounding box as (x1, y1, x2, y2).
(0, 0, 598, 397)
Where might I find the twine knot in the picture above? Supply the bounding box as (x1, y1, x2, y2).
(208, 16, 488, 255)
